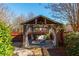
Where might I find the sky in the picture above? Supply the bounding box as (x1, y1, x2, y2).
(7, 3, 51, 17)
(6, 3, 66, 24)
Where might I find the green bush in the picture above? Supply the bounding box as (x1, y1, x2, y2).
(0, 21, 13, 56)
(65, 32, 79, 56)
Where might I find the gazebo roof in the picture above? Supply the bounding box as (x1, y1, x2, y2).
(21, 15, 63, 25)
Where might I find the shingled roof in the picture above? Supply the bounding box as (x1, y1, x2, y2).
(21, 15, 63, 25)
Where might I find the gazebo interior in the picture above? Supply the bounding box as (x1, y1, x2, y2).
(22, 15, 63, 48)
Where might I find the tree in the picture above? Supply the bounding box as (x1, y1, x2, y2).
(12, 15, 26, 32)
(0, 4, 13, 26)
(0, 21, 13, 56)
(12, 13, 35, 32)
(27, 12, 35, 20)
(46, 3, 79, 32)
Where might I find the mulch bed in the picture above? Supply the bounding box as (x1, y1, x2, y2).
(42, 47, 67, 56)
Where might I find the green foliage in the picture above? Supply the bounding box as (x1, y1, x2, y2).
(0, 21, 13, 56)
(44, 33, 50, 40)
(65, 32, 79, 56)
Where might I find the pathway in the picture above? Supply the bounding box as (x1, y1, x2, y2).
(14, 47, 67, 56)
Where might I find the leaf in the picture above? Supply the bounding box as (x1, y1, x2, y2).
(0, 21, 13, 56)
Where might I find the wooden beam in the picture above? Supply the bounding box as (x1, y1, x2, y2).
(35, 19, 37, 24)
(45, 18, 47, 24)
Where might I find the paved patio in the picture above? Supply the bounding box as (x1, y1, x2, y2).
(13, 39, 67, 56)
(14, 47, 66, 56)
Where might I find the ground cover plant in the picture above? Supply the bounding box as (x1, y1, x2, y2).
(65, 32, 79, 56)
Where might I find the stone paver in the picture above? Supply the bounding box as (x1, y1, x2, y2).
(14, 47, 42, 56)
(31, 48, 42, 56)
(14, 47, 66, 56)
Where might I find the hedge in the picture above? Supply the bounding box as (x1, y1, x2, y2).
(0, 21, 13, 56)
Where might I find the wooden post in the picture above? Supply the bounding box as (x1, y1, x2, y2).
(24, 33, 29, 48)
(23, 24, 26, 47)
(52, 28, 57, 47)
(45, 18, 46, 24)
(23, 24, 30, 48)
(60, 29, 64, 47)
(35, 19, 37, 24)
(49, 27, 57, 47)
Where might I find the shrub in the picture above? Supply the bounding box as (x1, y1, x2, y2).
(64, 32, 79, 56)
(0, 21, 13, 56)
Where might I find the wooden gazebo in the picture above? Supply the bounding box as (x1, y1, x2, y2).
(21, 15, 64, 48)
